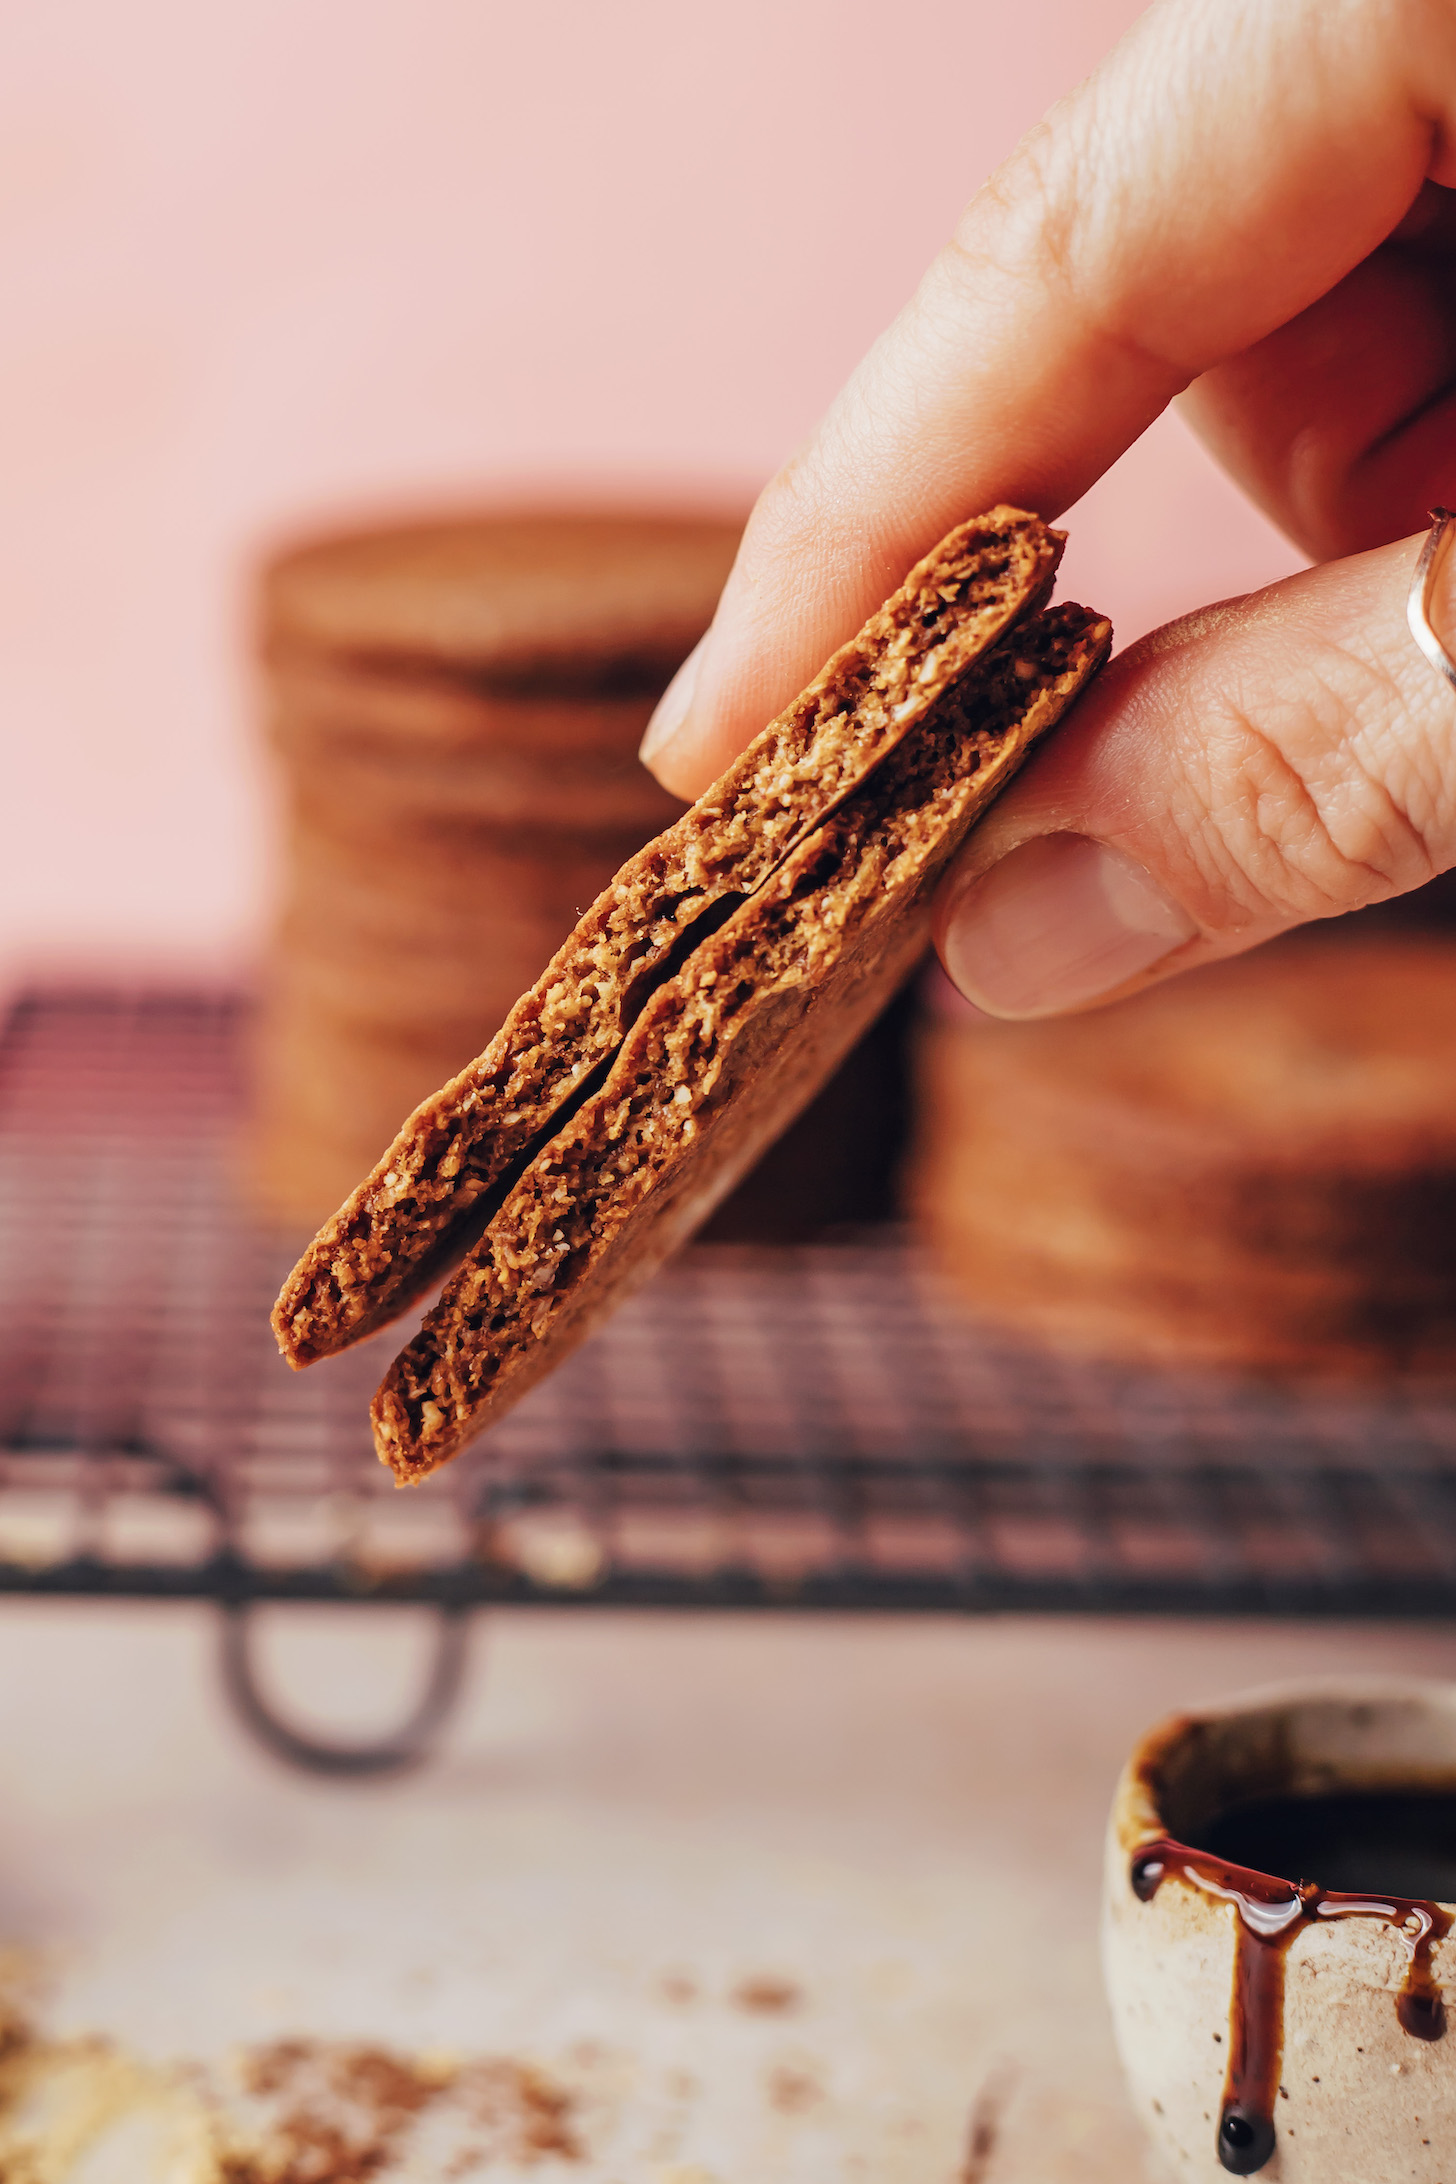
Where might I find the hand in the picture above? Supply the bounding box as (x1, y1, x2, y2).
(639, 0, 1456, 1018)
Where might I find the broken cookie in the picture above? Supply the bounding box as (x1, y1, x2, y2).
(371, 601, 1111, 1479)
(273, 508, 1066, 1369)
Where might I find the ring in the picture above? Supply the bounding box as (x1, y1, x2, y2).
(1407, 506, 1456, 690)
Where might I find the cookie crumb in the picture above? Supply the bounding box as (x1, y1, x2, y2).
(732, 1975, 802, 2016)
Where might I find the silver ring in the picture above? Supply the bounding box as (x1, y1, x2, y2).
(1407, 506, 1456, 690)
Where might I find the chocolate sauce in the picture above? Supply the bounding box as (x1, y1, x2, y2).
(1131, 1817, 1454, 2177)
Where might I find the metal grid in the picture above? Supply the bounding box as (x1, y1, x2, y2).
(4, 984, 1456, 1624)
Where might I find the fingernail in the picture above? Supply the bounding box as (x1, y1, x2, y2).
(639, 636, 705, 771)
(943, 833, 1196, 1018)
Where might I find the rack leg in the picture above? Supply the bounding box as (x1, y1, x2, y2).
(216, 1601, 474, 1776)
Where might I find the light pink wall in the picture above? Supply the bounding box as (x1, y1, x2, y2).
(0, 0, 1302, 974)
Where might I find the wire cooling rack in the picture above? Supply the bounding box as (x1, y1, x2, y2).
(4, 985, 1456, 1770)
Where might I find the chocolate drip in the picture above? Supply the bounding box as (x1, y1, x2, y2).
(1131, 1839, 1453, 2176)
(1396, 1903, 1449, 2040)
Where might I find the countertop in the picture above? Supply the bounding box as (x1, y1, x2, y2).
(0, 1605, 1453, 2180)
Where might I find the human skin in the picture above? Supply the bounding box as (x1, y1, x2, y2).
(639, 0, 1456, 1019)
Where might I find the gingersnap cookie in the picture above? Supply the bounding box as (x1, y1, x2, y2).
(278, 734, 683, 836)
(284, 809, 648, 936)
(268, 655, 670, 757)
(273, 916, 574, 1041)
(262, 512, 743, 692)
(907, 932, 1456, 1376)
(273, 508, 1069, 1373)
(373, 601, 1111, 1478)
(269, 663, 686, 827)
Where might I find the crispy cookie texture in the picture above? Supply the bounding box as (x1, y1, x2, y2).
(273, 508, 1063, 1369)
(373, 603, 1112, 1481)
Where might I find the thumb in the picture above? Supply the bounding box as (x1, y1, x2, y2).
(934, 525, 1456, 1018)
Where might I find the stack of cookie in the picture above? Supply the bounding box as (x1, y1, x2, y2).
(906, 930, 1456, 1377)
(251, 511, 740, 1227)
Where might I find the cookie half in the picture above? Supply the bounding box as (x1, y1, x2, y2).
(273, 508, 1064, 1367)
(374, 601, 1112, 1479)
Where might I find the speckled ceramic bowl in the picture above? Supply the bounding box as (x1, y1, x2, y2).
(1103, 1680, 1456, 2181)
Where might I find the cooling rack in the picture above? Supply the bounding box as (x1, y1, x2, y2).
(4, 986, 1456, 1774)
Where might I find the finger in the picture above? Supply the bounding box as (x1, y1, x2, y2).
(642, 0, 1454, 800)
(1180, 181, 1456, 558)
(933, 525, 1456, 1018)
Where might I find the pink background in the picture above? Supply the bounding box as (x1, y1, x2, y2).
(1, 0, 1303, 978)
